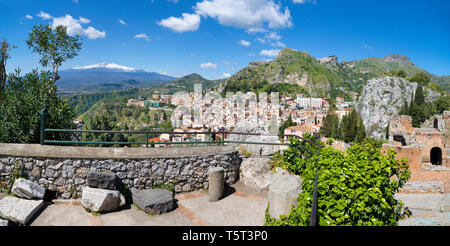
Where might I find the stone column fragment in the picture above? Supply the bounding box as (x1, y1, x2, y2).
(208, 167, 224, 202)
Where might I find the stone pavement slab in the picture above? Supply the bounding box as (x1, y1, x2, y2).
(177, 193, 267, 226)
(31, 203, 92, 226)
(28, 182, 268, 226)
(396, 193, 450, 226)
(99, 206, 194, 226)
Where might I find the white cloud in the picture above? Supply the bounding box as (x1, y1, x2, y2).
(25, 14, 33, 19)
(78, 16, 90, 24)
(246, 27, 268, 34)
(260, 49, 280, 57)
(50, 14, 106, 39)
(265, 32, 281, 40)
(158, 13, 200, 33)
(363, 44, 374, 50)
(194, 0, 292, 30)
(134, 33, 151, 42)
(293, 0, 317, 4)
(222, 73, 232, 78)
(200, 62, 217, 69)
(37, 11, 52, 20)
(270, 40, 285, 48)
(119, 19, 127, 26)
(37, 12, 106, 39)
(256, 38, 266, 44)
(238, 40, 251, 47)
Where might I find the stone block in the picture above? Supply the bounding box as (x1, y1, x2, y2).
(81, 187, 125, 212)
(239, 157, 274, 191)
(208, 167, 224, 202)
(0, 196, 45, 225)
(12, 178, 46, 200)
(0, 219, 8, 226)
(131, 188, 174, 215)
(87, 171, 118, 190)
(268, 173, 303, 219)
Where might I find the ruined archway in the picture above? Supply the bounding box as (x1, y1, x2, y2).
(430, 147, 442, 165)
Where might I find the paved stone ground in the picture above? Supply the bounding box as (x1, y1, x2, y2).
(2, 183, 449, 226)
(396, 193, 450, 226)
(29, 182, 268, 226)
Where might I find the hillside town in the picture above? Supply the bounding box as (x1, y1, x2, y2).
(125, 87, 355, 147)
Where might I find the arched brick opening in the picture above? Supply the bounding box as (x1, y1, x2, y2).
(430, 147, 442, 165)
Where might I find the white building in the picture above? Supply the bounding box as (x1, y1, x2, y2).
(296, 97, 323, 109)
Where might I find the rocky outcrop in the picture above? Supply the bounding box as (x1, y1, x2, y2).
(358, 76, 440, 139)
(317, 56, 338, 66)
(239, 157, 291, 191)
(268, 173, 303, 219)
(227, 121, 282, 156)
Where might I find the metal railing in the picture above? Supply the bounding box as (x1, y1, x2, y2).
(39, 108, 322, 225)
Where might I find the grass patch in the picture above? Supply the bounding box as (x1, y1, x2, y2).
(84, 208, 104, 216)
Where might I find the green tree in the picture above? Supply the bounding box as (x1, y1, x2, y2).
(414, 85, 425, 106)
(396, 70, 407, 78)
(0, 69, 75, 143)
(409, 85, 426, 127)
(0, 39, 17, 91)
(279, 115, 297, 135)
(356, 118, 366, 143)
(267, 133, 411, 226)
(409, 72, 430, 86)
(84, 111, 116, 147)
(26, 24, 82, 82)
(320, 113, 339, 138)
(434, 96, 450, 114)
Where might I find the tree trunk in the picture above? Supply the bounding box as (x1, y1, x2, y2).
(0, 61, 5, 91)
(52, 65, 60, 83)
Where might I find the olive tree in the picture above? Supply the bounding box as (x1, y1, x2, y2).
(0, 39, 17, 91)
(26, 24, 82, 82)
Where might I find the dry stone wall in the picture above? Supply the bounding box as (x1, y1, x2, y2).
(0, 144, 241, 199)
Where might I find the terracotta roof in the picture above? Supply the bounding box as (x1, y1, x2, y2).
(148, 137, 169, 143)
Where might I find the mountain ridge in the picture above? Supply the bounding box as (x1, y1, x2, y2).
(56, 63, 177, 93)
(224, 48, 449, 98)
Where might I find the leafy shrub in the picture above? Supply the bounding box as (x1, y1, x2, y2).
(267, 133, 410, 226)
(0, 69, 75, 143)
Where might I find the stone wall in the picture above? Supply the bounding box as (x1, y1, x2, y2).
(381, 144, 450, 193)
(0, 144, 241, 199)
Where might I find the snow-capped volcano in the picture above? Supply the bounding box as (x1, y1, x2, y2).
(57, 62, 176, 93)
(72, 62, 137, 72)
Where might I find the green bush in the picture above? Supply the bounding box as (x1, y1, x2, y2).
(267, 133, 410, 226)
(0, 69, 75, 143)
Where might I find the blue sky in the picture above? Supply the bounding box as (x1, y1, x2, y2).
(1, 0, 449, 80)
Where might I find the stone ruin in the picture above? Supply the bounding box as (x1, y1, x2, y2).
(383, 113, 450, 193)
(388, 115, 416, 146)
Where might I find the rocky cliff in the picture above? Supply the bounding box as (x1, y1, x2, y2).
(358, 76, 441, 139)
